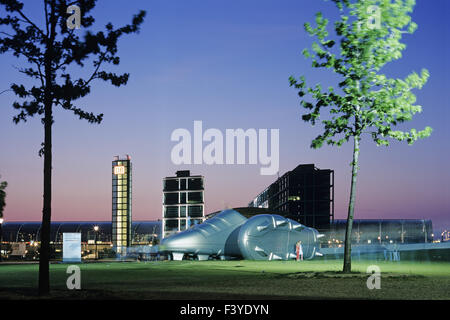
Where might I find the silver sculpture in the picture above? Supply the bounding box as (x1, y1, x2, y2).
(160, 209, 323, 261)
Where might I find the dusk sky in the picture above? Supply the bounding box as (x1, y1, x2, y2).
(0, 0, 449, 234)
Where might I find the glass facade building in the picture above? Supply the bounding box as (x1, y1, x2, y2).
(1, 221, 160, 244)
(112, 155, 132, 254)
(249, 164, 334, 231)
(324, 219, 433, 246)
(0, 221, 160, 260)
(162, 170, 205, 238)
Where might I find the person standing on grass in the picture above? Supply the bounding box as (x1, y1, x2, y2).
(296, 241, 303, 261)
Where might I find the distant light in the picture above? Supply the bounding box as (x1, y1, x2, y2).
(93, 225, 99, 232)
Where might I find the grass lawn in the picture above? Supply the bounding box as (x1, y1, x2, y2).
(0, 260, 449, 300)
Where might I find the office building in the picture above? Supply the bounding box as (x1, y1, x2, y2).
(162, 170, 205, 238)
(112, 155, 132, 254)
(249, 164, 334, 231)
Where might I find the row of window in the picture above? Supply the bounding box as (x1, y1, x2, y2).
(163, 205, 204, 218)
(112, 217, 131, 222)
(113, 180, 131, 186)
(112, 173, 129, 179)
(112, 228, 130, 233)
(112, 161, 130, 166)
(112, 220, 130, 226)
(164, 218, 204, 232)
(112, 235, 130, 240)
(113, 186, 129, 192)
(112, 231, 130, 235)
(112, 228, 130, 235)
(112, 210, 131, 215)
(112, 220, 130, 225)
(112, 240, 129, 246)
(112, 195, 130, 200)
(163, 178, 204, 191)
(163, 192, 204, 205)
(112, 199, 130, 205)
(112, 204, 129, 210)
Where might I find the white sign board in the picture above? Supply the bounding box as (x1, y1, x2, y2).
(63, 233, 81, 263)
(11, 242, 26, 257)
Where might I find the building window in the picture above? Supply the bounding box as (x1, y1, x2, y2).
(164, 193, 178, 205)
(165, 219, 179, 232)
(188, 205, 203, 218)
(188, 178, 203, 190)
(164, 206, 179, 218)
(188, 192, 203, 204)
(180, 192, 187, 204)
(180, 206, 187, 217)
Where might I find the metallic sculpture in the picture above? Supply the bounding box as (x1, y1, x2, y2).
(160, 209, 247, 260)
(160, 209, 323, 261)
(238, 214, 322, 260)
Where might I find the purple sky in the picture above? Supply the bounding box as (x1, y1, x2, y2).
(0, 0, 449, 235)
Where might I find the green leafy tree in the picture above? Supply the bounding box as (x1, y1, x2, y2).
(0, 0, 146, 294)
(289, 0, 431, 272)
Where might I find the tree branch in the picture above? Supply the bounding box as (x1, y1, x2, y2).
(16, 8, 46, 39)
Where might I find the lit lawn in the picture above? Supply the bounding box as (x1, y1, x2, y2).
(0, 260, 449, 300)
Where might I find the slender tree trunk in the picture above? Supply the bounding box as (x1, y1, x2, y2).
(343, 134, 360, 273)
(38, 103, 52, 295)
(39, 12, 55, 294)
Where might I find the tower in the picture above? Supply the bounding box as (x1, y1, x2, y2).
(112, 155, 132, 254)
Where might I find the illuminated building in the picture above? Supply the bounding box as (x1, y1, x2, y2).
(162, 170, 205, 238)
(249, 164, 334, 231)
(112, 155, 132, 254)
(325, 219, 434, 245)
(0, 221, 160, 260)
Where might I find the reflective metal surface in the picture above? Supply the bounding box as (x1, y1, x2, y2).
(238, 214, 320, 260)
(160, 209, 247, 260)
(160, 209, 322, 260)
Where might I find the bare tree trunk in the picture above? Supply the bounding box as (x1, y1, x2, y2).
(38, 103, 52, 295)
(39, 9, 55, 294)
(343, 135, 360, 273)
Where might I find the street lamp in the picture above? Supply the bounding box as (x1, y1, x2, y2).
(93, 225, 99, 260)
(0, 218, 3, 262)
